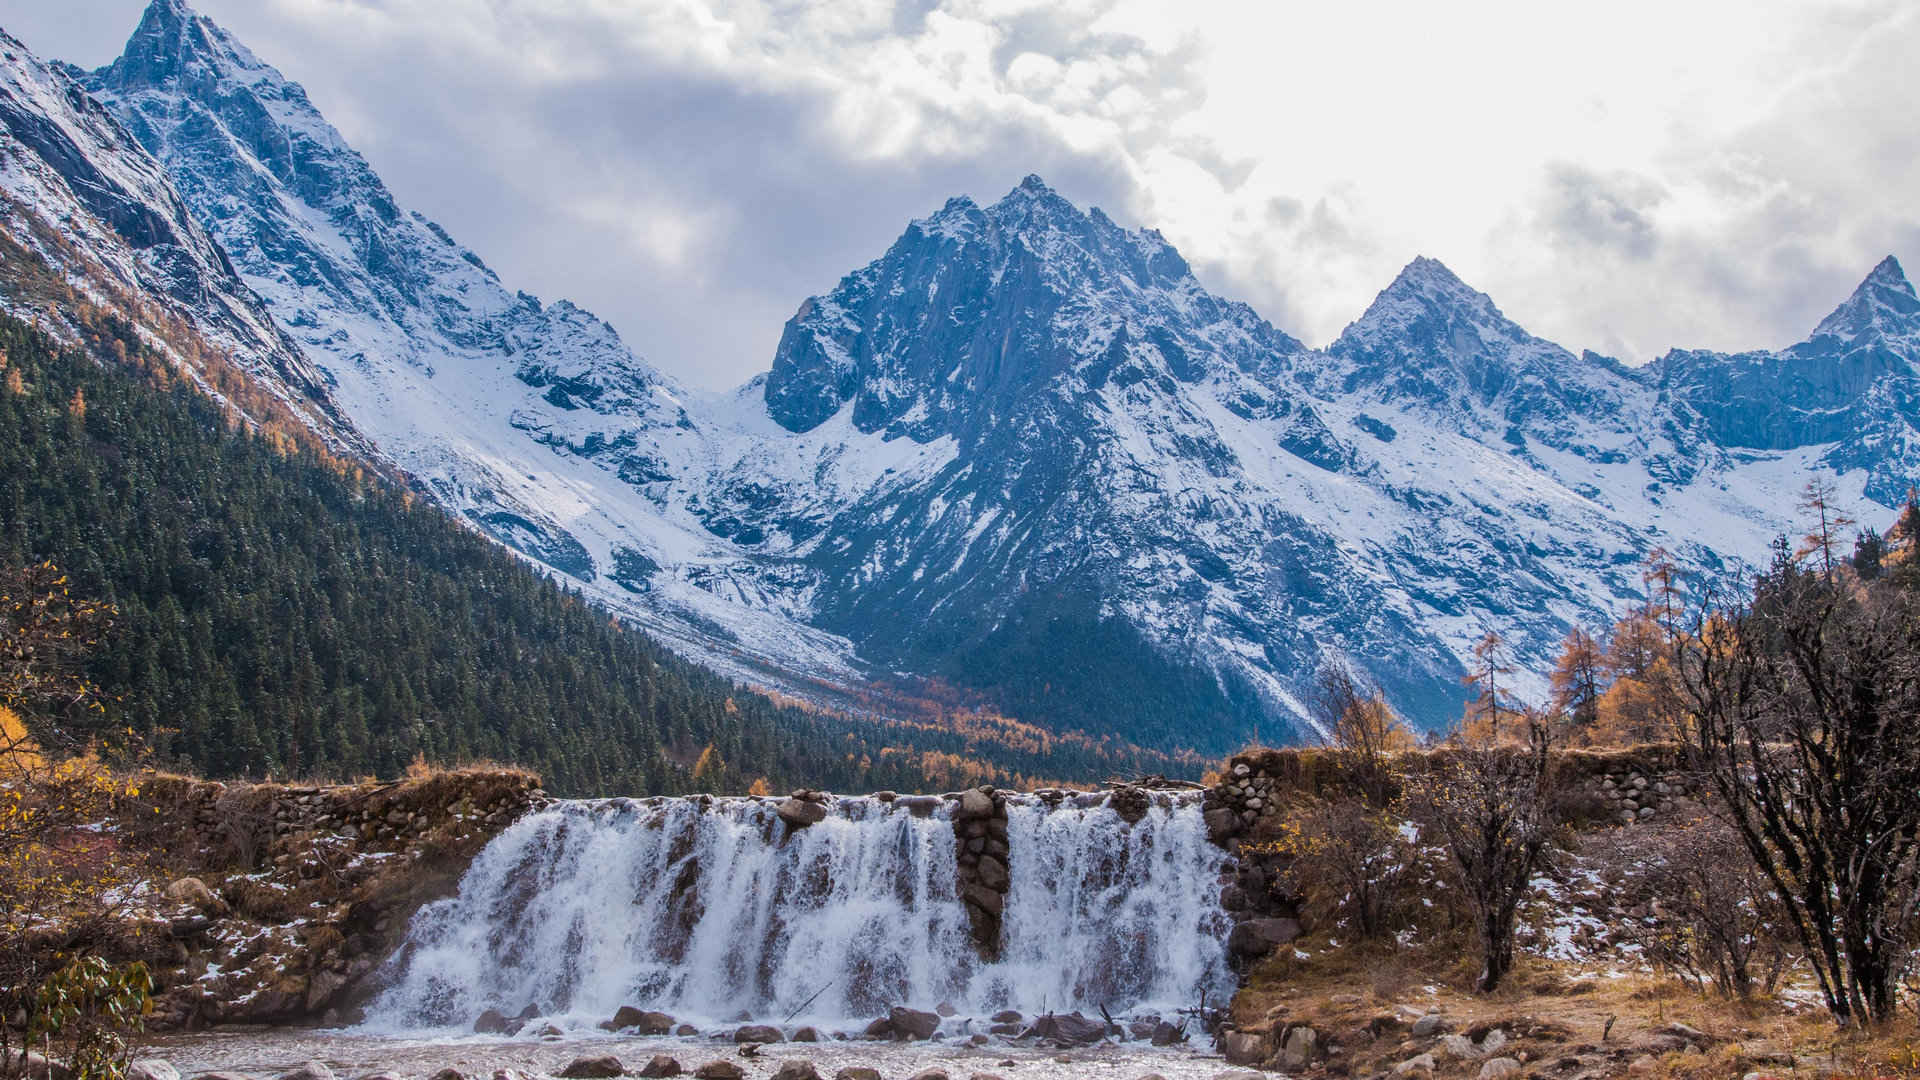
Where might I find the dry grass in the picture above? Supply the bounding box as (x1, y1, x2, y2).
(1232, 931, 1920, 1079)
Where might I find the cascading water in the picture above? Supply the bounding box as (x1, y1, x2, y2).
(364, 791, 1232, 1033)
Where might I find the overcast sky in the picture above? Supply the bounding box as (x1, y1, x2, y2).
(8, 0, 1918, 390)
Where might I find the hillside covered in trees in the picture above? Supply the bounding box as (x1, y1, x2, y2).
(0, 312, 1195, 794)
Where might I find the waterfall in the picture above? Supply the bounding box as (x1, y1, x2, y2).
(364, 792, 1233, 1032)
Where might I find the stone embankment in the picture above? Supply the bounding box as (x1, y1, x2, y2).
(117, 769, 543, 1028)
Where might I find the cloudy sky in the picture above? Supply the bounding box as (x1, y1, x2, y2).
(9, 0, 1918, 389)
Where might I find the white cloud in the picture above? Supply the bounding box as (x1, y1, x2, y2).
(2, 0, 1914, 385)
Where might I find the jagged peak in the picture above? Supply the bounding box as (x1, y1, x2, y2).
(1810, 254, 1919, 345)
(1333, 256, 1523, 351)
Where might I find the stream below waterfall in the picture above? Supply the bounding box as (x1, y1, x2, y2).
(142, 1028, 1253, 1080)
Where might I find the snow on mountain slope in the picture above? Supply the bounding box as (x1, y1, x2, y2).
(77, 0, 924, 697)
(0, 24, 352, 447)
(68, 0, 1916, 748)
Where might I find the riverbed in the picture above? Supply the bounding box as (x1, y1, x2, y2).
(142, 1029, 1265, 1080)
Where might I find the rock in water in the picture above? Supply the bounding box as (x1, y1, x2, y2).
(558, 1057, 623, 1079)
(1032, 1012, 1108, 1045)
(473, 1008, 513, 1034)
(777, 798, 827, 828)
(734, 1024, 784, 1043)
(887, 1006, 941, 1040)
(603, 1006, 676, 1034)
(129, 1063, 180, 1080)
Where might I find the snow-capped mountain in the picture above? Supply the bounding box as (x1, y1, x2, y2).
(0, 23, 352, 448)
(1653, 255, 1920, 505)
(30, 0, 1918, 750)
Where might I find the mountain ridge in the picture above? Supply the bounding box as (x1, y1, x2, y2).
(6, 0, 1913, 754)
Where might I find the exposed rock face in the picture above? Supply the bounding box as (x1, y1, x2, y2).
(96, 771, 542, 1029)
(0, 21, 361, 454)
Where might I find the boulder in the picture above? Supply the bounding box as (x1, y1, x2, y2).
(1439, 1034, 1482, 1061)
(277, 1063, 335, 1080)
(425, 1070, 467, 1080)
(1032, 1011, 1108, 1045)
(768, 1062, 820, 1080)
(1151, 1020, 1183, 1046)
(906, 1071, 950, 1080)
(1478, 1028, 1508, 1056)
(791, 1026, 820, 1042)
(602, 1007, 676, 1034)
(833, 1071, 881, 1080)
(1218, 1028, 1269, 1065)
(164, 877, 225, 915)
(990, 1010, 1022, 1024)
(861, 1017, 893, 1039)
(675, 1024, 700, 1036)
(888, 1005, 941, 1040)
(1226, 917, 1301, 958)
(935, 1002, 958, 1017)
(1203, 807, 1239, 843)
(1410, 1013, 1450, 1037)
(974, 855, 1009, 891)
(691, 1065, 743, 1080)
(558, 1057, 623, 1079)
(1209, 1073, 1266, 1080)
(957, 789, 994, 818)
(1394, 1054, 1437, 1077)
(735, 1025, 784, 1044)
(637, 1058, 682, 1079)
(1281, 1025, 1318, 1068)
(129, 1062, 180, 1080)
(474, 1008, 515, 1034)
(1478, 1059, 1522, 1080)
(961, 883, 1005, 916)
(777, 798, 828, 828)
(988, 1023, 1022, 1036)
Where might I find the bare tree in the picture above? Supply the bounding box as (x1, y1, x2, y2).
(1597, 814, 1794, 999)
(1311, 662, 1409, 808)
(1676, 545, 1920, 1026)
(1410, 718, 1555, 992)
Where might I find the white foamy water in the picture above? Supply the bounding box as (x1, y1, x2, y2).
(365, 792, 1233, 1033)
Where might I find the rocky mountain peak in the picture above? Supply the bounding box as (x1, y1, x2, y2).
(1809, 255, 1919, 348)
(96, 0, 237, 94)
(764, 179, 1300, 435)
(1335, 256, 1526, 353)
